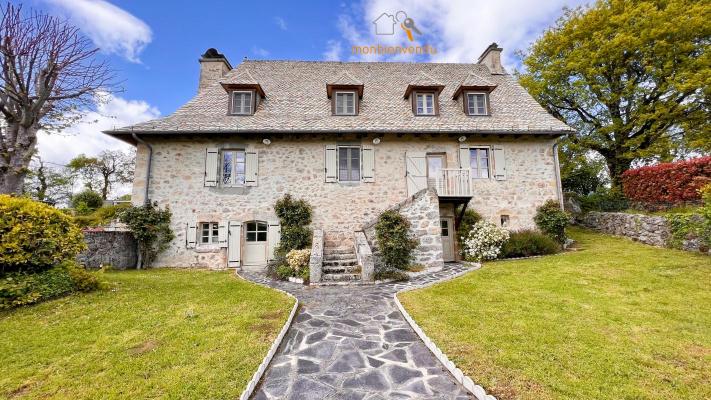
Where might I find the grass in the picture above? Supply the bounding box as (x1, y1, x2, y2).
(0, 269, 294, 399)
(399, 227, 711, 400)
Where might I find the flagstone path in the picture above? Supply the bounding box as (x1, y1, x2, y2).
(240, 264, 475, 400)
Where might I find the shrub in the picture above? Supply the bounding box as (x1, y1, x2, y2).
(274, 194, 312, 226)
(118, 202, 174, 268)
(286, 249, 310, 274)
(456, 208, 483, 243)
(0, 260, 102, 310)
(621, 156, 711, 208)
(562, 163, 604, 195)
(579, 188, 629, 212)
(274, 194, 312, 259)
(499, 230, 560, 259)
(73, 203, 130, 228)
(275, 265, 294, 280)
(462, 220, 510, 261)
(374, 269, 409, 282)
(71, 189, 103, 211)
(375, 210, 418, 271)
(278, 226, 312, 257)
(0, 195, 86, 274)
(534, 200, 569, 243)
(665, 185, 711, 252)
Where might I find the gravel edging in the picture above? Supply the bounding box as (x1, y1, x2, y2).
(234, 271, 300, 400)
(393, 262, 498, 400)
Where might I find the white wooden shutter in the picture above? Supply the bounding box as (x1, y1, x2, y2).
(267, 221, 281, 261)
(218, 221, 228, 247)
(459, 145, 471, 170)
(245, 151, 258, 186)
(361, 145, 375, 183)
(405, 152, 427, 196)
(186, 223, 197, 248)
(325, 145, 337, 183)
(493, 146, 507, 180)
(227, 221, 242, 267)
(204, 148, 219, 187)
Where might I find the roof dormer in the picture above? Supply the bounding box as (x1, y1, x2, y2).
(220, 69, 265, 116)
(327, 72, 364, 116)
(404, 71, 445, 116)
(453, 72, 497, 116)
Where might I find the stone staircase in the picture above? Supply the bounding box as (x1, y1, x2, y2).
(321, 246, 362, 282)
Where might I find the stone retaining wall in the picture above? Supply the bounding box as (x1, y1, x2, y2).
(578, 211, 711, 255)
(578, 212, 670, 247)
(78, 231, 137, 269)
(363, 188, 444, 270)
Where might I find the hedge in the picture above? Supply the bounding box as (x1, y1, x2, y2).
(621, 156, 711, 207)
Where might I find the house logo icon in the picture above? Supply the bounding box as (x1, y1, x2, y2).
(372, 13, 396, 35)
(373, 11, 422, 41)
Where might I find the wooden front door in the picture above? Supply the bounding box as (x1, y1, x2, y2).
(441, 217, 455, 262)
(243, 221, 268, 266)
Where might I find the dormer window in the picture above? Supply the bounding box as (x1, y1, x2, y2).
(465, 92, 488, 116)
(415, 92, 436, 115)
(231, 90, 254, 115)
(334, 91, 357, 115)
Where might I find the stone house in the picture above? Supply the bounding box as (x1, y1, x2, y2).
(104, 44, 573, 282)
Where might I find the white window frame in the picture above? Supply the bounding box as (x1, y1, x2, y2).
(231, 90, 254, 115)
(415, 92, 435, 115)
(338, 145, 361, 182)
(221, 149, 247, 186)
(200, 222, 219, 244)
(334, 91, 357, 115)
(466, 92, 488, 116)
(245, 221, 268, 242)
(469, 147, 491, 179)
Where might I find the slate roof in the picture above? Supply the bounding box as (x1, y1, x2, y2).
(105, 60, 573, 138)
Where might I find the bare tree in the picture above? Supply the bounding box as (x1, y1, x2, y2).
(68, 149, 134, 199)
(0, 3, 114, 194)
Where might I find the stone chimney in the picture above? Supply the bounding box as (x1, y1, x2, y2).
(198, 48, 232, 92)
(477, 43, 505, 75)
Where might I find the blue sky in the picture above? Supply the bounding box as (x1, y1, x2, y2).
(31, 0, 588, 176)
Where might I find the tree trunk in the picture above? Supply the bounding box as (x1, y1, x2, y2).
(102, 174, 110, 200)
(0, 122, 38, 194)
(606, 156, 632, 190)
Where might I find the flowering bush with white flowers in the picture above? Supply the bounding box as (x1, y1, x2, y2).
(463, 220, 510, 262)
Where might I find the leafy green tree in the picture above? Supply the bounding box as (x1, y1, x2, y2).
(519, 0, 710, 187)
(23, 157, 73, 205)
(68, 149, 135, 200)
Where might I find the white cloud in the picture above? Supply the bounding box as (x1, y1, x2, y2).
(37, 93, 160, 167)
(323, 40, 343, 61)
(252, 47, 271, 57)
(330, 0, 588, 67)
(274, 16, 288, 31)
(45, 0, 152, 63)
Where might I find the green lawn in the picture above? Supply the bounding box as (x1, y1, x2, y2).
(400, 228, 711, 400)
(0, 269, 294, 399)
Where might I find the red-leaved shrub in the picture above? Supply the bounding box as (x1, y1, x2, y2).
(621, 157, 711, 207)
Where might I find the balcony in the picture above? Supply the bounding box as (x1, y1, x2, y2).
(430, 168, 473, 198)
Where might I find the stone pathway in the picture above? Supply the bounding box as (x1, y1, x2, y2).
(240, 264, 475, 400)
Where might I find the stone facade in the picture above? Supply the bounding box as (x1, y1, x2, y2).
(579, 212, 670, 247)
(131, 134, 560, 268)
(363, 189, 444, 270)
(78, 231, 137, 269)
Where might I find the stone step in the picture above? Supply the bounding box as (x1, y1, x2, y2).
(321, 273, 362, 282)
(323, 253, 358, 260)
(323, 265, 362, 274)
(323, 258, 358, 267)
(323, 247, 355, 255)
